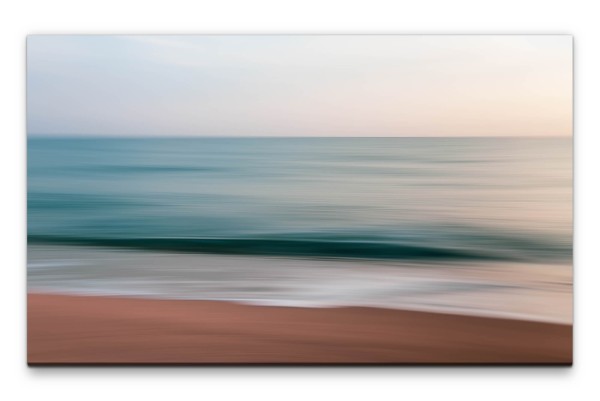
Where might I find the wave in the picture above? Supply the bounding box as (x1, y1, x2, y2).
(27, 233, 569, 263)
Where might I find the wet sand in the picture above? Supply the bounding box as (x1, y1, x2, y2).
(27, 293, 572, 364)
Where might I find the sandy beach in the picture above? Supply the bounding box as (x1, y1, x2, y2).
(27, 293, 572, 364)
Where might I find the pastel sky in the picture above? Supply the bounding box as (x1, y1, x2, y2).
(27, 35, 572, 137)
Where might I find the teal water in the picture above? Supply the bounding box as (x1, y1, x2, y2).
(28, 137, 572, 263)
(27, 137, 573, 321)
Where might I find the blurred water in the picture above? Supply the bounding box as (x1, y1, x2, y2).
(28, 137, 572, 262)
(27, 137, 572, 321)
(27, 245, 572, 323)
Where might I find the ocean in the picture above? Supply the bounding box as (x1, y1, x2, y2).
(27, 137, 573, 322)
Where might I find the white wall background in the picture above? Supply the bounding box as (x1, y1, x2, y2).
(1, 1, 597, 401)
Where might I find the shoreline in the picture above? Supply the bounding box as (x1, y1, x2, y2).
(28, 244, 573, 325)
(26, 289, 571, 325)
(28, 293, 572, 364)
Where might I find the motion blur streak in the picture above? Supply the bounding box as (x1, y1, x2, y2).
(27, 137, 572, 323)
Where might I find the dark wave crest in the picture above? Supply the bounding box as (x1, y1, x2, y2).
(27, 234, 568, 263)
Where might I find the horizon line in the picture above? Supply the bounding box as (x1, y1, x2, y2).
(27, 133, 572, 139)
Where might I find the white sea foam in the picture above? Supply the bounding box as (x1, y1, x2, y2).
(27, 244, 572, 324)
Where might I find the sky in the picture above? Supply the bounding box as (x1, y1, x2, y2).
(27, 35, 572, 137)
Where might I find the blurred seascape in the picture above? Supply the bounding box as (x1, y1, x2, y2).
(27, 137, 573, 323)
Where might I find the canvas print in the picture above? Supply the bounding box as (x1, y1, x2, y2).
(27, 35, 573, 364)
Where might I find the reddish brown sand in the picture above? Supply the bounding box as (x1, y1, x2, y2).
(27, 293, 572, 364)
